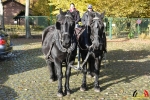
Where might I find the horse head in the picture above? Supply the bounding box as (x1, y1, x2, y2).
(61, 12, 75, 48)
(90, 11, 105, 50)
(85, 11, 95, 26)
(56, 11, 75, 49)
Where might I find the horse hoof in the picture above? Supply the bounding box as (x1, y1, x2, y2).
(80, 87, 86, 91)
(66, 91, 71, 95)
(57, 93, 63, 97)
(87, 74, 92, 78)
(94, 88, 100, 92)
(87, 72, 95, 78)
(49, 79, 54, 83)
(64, 90, 71, 95)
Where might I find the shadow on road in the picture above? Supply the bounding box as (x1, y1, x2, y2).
(1, 37, 150, 98)
(0, 69, 18, 99)
(0, 37, 44, 99)
(0, 85, 18, 100)
(71, 49, 150, 92)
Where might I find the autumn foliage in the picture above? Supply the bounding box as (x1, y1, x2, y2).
(16, 0, 150, 18)
(48, 0, 150, 18)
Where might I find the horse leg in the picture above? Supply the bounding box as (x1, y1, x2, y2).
(80, 53, 87, 91)
(80, 63, 87, 91)
(54, 59, 63, 97)
(46, 59, 57, 82)
(87, 58, 95, 78)
(64, 46, 77, 95)
(94, 57, 101, 92)
(64, 61, 72, 95)
(87, 60, 91, 77)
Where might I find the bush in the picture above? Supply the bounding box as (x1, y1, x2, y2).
(139, 33, 146, 39)
(128, 31, 134, 39)
(139, 33, 150, 39)
(10, 34, 19, 38)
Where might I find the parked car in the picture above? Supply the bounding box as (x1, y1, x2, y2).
(0, 30, 13, 56)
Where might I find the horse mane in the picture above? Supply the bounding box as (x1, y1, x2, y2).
(42, 25, 55, 45)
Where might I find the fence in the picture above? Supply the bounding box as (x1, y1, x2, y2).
(4, 16, 150, 39)
(4, 16, 56, 36)
(105, 17, 150, 39)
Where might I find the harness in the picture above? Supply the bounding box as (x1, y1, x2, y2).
(46, 29, 76, 62)
(74, 27, 85, 40)
(75, 12, 107, 72)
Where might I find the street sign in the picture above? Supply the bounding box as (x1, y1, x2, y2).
(136, 19, 142, 24)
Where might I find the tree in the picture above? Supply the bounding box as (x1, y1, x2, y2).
(0, 0, 4, 30)
(48, 0, 91, 16)
(93, 0, 150, 18)
(48, 0, 150, 18)
(30, 0, 150, 18)
(31, 0, 50, 16)
(25, 0, 31, 38)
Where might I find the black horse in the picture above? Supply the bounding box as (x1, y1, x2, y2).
(42, 10, 77, 97)
(77, 11, 106, 92)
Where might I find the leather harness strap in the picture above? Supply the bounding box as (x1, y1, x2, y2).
(74, 27, 85, 40)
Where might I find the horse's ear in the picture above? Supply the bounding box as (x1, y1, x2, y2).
(56, 22, 61, 30)
(93, 12, 96, 17)
(101, 11, 105, 19)
(59, 8, 63, 15)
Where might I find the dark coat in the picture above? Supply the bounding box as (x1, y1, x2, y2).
(67, 9, 81, 24)
(81, 10, 95, 26)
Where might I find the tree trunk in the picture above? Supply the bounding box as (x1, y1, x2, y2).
(0, 0, 4, 30)
(25, 0, 31, 38)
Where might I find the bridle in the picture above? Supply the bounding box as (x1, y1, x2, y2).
(85, 13, 104, 50)
(60, 14, 75, 43)
(54, 13, 76, 54)
(90, 17, 104, 40)
(77, 13, 95, 50)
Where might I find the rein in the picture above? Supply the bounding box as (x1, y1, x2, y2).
(55, 30, 67, 52)
(55, 30, 76, 53)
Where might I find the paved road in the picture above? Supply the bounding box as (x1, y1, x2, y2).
(0, 38, 150, 100)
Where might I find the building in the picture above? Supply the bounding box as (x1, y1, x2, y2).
(3, 0, 32, 25)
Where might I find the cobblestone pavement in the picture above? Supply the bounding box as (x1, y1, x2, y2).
(0, 37, 150, 100)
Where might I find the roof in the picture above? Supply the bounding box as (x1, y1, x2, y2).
(13, 10, 32, 19)
(3, 0, 25, 7)
(3, 0, 33, 19)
